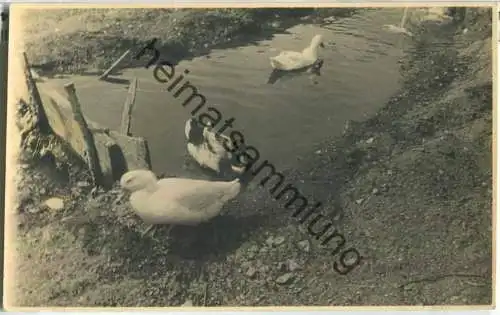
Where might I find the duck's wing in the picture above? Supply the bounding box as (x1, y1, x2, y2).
(155, 178, 241, 213)
(270, 51, 307, 71)
(203, 129, 232, 156)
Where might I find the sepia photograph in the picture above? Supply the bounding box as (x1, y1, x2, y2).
(3, 5, 494, 308)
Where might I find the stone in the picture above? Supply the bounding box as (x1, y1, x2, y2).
(297, 240, 311, 252)
(245, 266, 257, 279)
(271, 21, 281, 28)
(275, 273, 295, 285)
(43, 197, 64, 211)
(181, 299, 193, 307)
(277, 262, 287, 272)
(273, 236, 286, 246)
(265, 236, 275, 247)
(259, 265, 270, 273)
(76, 181, 90, 188)
(287, 259, 302, 271)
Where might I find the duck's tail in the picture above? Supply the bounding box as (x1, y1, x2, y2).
(232, 167, 255, 189)
(270, 57, 284, 70)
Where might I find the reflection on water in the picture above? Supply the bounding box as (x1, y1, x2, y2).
(39, 8, 411, 177)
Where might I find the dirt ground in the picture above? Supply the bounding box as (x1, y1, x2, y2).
(6, 7, 493, 308)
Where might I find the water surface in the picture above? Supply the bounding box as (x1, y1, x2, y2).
(40, 9, 410, 176)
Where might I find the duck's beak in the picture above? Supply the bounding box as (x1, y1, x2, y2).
(319, 42, 325, 48)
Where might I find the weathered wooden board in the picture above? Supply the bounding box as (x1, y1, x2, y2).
(110, 131, 152, 172)
(36, 83, 152, 184)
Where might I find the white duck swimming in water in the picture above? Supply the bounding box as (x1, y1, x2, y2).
(267, 58, 324, 85)
(120, 169, 251, 237)
(269, 34, 325, 71)
(185, 118, 246, 176)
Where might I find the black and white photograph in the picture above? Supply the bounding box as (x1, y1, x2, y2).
(3, 5, 494, 308)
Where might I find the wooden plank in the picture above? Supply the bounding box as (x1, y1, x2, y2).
(21, 52, 50, 131)
(110, 131, 152, 172)
(63, 83, 102, 186)
(98, 49, 131, 80)
(37, 83, 152, 184)
(120, 77, 138, 136)
(93, 135, 115, 188)
(37, 85, 116, 187)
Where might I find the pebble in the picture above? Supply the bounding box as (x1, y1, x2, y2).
(273, 236, 286, 246)
(297, 240, 311, 252)
(247, 250, 256, 259)
(275, 273, 295, 285)
(181, 299, 193, 307)
(355, 198, 364, 205)
(26, 206, 41, 214)
(265, 235, 286, 247)
(265, 236, 275, 247)
(366, 137, 375, 144)
(76, 181, 90, 188)
(43, 197, 64, 211)
(372, 188, 379, 195)
(380, 183, 389, 192)
(245, 266, 257, 279)
(259, 265, 270, 273)
(277, 262, 288, 272)
(287, 259, 302, 271)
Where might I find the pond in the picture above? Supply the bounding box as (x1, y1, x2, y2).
(39, 8, 411, 177)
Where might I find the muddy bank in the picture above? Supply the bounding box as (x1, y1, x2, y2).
(23, 8, 357, 75)
(8, 7, 492, 307)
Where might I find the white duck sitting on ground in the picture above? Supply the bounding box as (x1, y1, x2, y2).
(185, 117, 247, 176)
(120, 169, 252, 238)
(269, 34, 325, 71)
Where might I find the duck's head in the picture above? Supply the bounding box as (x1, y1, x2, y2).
(185, 118, 205, 145)
(120, 170, 158, 192)
(311, 34, 325, 49)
